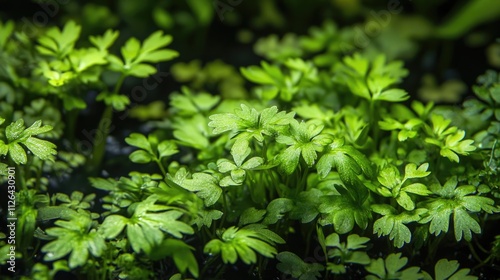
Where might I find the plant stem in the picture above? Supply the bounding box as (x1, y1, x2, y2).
(467, 242, 484, 263)
(301, 165, 309, 190)
(426, 234, 444, 265)
(88, 105, 113, 174)
(155, 159, 167, 177)
(200, 255, 220, 278)
(88, 74, 126, 173)
(66, 108, 79, 149)
(304, 225, 314, 257)
(219, 190, 229, 228)
(369, 100, 380, 149)
(473, 255, 493, 271)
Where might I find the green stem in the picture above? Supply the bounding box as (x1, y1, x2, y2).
(304, 225, 314, 257)
(473, 255, 492, 270)
(155, 159, 167, 177)
(66, 109, 79, 149)
(88, 74, 127, 173)
(88, 105, 113, 174)
(219, 190, 229, 228)
(467, 242, 484, 263)
(426, 234, 444, 265)
(474, 235, 489, 254)
(434, 152, 442, 178)
(299, 164, 309, 193)
(200, 255, 220, 278)
(369, 100, 380, 149)
(19, 163, 27, 191)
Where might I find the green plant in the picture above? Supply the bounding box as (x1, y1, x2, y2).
(1, 3, 500, 279)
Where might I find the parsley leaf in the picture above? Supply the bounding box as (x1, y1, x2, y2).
(276, 120, 331, 174)
(277, 251, 324, 280)
(325, 233, 370, 274)
(125, 133, 178, 165)
(376, 163, 432, 211)
(42, 212, 105, 269)
(108, 30, 178, 78)
(422, 259, 478, 280)
(319, 187, 372, 234)
(425, 114, 476, 162)
(366, 253, 422, 280)
(0, 119, 57, 164)
(99, 195, 193, 254)
(419, 176, 497, 241)
(204, 224, 285, 264)
(316, 138, 374, 187)
(372, 204, 427, 248)
(208, 104, 295, 143)
(169, 168, 222, 207)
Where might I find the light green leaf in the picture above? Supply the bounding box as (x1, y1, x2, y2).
(433, 259, 477, 280)
(375, 88, 409, 102)
(89, 29, 119, 51)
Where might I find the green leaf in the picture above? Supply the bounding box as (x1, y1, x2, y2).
(96, 92, 130, 111)
(129, 150, 153, 164)
(239, 207, 266, 226)
(372, 204, 427, 248)
(208, 104, 295, 142)
(442, 130, 476, 162)
(435, 0, 500, 39)
(157, 140, 178, 158)
(125, 133, 176, 165)
(333, 53, 408, 102)
(378, 165, 401, 189)
(277, 252, 324, 280)
(433, 259, 477, 280)
(276, 121, 330, 174)
(405, 163, 431, 179)
(325, 233, 370, 270)
(192, 209, 223, 229)
(2, 119, 56, 164)
(263, 198, 294, 225)
(419, 177, 497, 241)
(149, 239, 199, 277)
(186, 0, 214, 25)
(99, 196, 193, 254)
(125, 133, 152, 152)
(173, 115, 211, 149)
(289, 188, 322, 223)
(317, 139, 374, 187)
(204, 225, 284, 265)
(241, 63, 278, 85)
(231, 138, 251, 167)
(37, 20, 81, 58)
(141, 31, 173, 54)
(42, 213, 105, 269)
(121, 37, 141, 63)
(319, 187, 372, 233)
(375, 88, 409, 102)
(0, 20, 14, 48)
(9, 143, 27, 164)
(365, 253, 422, 280)
(89, 29, 119, 51)
(112, 30, 178, 76)
(376, 163, 431, 210)
(99, 214, 128, 239)
(171, 169, 222, 206)
(346, 234, 370, 250)
(62, 95, 86, 110)
(170, 87, 221, 115)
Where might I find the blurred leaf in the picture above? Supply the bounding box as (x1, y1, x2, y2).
(436, 0, 500, 39)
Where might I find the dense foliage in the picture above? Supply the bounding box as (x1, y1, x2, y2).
(1, 1, 500, 279)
